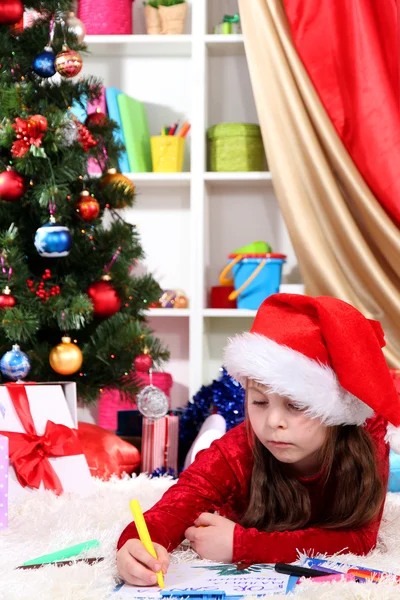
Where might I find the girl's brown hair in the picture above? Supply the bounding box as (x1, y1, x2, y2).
(241, 420, 385, 532)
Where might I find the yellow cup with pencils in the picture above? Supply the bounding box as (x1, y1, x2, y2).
(151, 136, 185, 173)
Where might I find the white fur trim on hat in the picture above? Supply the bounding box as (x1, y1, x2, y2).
(385, 423, 400, 454)
(224, 333, 374, 426)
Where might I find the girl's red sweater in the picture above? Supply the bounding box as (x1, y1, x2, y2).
(117, 415, 389, 564)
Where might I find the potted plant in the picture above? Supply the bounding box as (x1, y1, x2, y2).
(143, 0, 162, 35)
(158, 0, 187, 35)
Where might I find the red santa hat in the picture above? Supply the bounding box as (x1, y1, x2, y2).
(224, 293, 400, 453)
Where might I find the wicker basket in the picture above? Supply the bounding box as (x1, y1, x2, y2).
(98, 371, 173, 431)
(78, 0, 134, 35)
(207, 123, 266, 172)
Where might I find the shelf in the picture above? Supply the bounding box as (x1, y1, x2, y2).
(204, 308, 257, 318)
(205, 34, 245, 57)
(84, 35, 192, 57)
(126, 173, 191, 188)
(145, 308, 191, 317)
(205, 172, 272, 188)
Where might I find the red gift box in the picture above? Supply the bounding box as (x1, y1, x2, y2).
(141, 415, 179, 474)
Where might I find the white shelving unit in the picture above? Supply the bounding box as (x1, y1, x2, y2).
(83, 0, 303, 408)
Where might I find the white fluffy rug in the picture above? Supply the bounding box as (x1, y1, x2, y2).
(2, 476, 400, 600)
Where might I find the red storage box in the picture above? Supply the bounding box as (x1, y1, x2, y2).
(78, 0, 134, 35)
(98, 372, 173, 431)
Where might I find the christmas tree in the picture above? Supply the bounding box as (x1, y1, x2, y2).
(0, 1, 169, 403)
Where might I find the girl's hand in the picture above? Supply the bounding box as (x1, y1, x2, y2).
(116, 539, 170, 586)
(185, 513, 235, 562)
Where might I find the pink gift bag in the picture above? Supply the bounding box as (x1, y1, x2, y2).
(0, 435, 9, 530)
(141, 415, 179, 474)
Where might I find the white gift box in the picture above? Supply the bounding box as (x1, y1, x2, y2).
(0, 383, 93, 499)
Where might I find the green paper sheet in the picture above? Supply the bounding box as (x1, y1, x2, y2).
(118, 94, 152, 173)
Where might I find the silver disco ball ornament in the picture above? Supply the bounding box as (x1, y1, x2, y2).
(137, 385, 169, 419)
(64, 11, 86, 44)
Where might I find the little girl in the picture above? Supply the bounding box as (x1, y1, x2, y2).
(117, 293, 400, 586)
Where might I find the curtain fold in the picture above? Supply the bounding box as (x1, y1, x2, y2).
(239, 0, 400, 365)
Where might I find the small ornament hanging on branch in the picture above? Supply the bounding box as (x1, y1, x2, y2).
(32, 16, 57, 78)
(55, 14, 83, 78)
(0, 167, 26, 202)
(134, 348, 153, 373)
(137, 369, 169, 420)
(100, 168, 135, 209)
(0, 258, 15, 309)
(55, 44, 83, 78)
(49, 312, 83, 375)
(64, 10, 86, 44)
(87, 247, 122, 318)
(0, 0, 24, 25)
(34, 196, 72, 258)
(0, 344, 31, 381)
(75, 190, 100, 222)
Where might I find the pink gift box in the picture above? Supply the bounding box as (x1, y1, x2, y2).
(142, 415, 179, 474)
(0, 435, 9, 530)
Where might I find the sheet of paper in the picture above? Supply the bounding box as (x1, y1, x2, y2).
(115, 562, 290, 598)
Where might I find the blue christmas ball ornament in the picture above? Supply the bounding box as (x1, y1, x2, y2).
(33, 46, 56, 78)
(34, 218, 72, 258)
(0, 345, 31, 381)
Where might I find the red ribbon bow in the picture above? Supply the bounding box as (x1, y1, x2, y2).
(11, 114, 48, 158)
(0, 383, 82, 495)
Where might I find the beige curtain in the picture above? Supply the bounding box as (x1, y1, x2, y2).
(239, 0, 400, 366)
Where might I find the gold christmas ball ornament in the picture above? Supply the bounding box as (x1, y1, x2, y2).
(101, 168, 135, 208)
(55, 44, 83, 78)
(49, 336, 83, 375)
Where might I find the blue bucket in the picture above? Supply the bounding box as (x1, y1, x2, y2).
(228, 253, 286, 310)
(389, 450, 400, 492)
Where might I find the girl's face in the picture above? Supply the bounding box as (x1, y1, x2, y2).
(246, 380, 329, 476)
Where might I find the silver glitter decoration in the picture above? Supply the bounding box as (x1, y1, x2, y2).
(137, 385, 169, 419)
(61, 119, 78, 147)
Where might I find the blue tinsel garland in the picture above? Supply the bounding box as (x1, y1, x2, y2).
(175, 367, 245, 471)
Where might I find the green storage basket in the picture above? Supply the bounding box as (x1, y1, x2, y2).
(207, 123, 266, 172)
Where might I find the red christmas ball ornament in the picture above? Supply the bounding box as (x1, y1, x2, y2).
(0, 286, 16, 309)
(75, 190, 100, 222)
(0, 168, 26, 202)
(29, 114, 48, 133)
(0, 0, 24, 25)
(55, 45, 83, 78)
(87, 275, 122, 318)
(134, 353, 153, 373)
(85, 109, 107, 127)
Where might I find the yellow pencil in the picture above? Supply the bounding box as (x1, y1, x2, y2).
(129, 500, 165, 589)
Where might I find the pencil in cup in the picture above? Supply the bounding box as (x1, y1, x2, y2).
(151, 136, 185, 173)
(129, 500, 165, 589)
